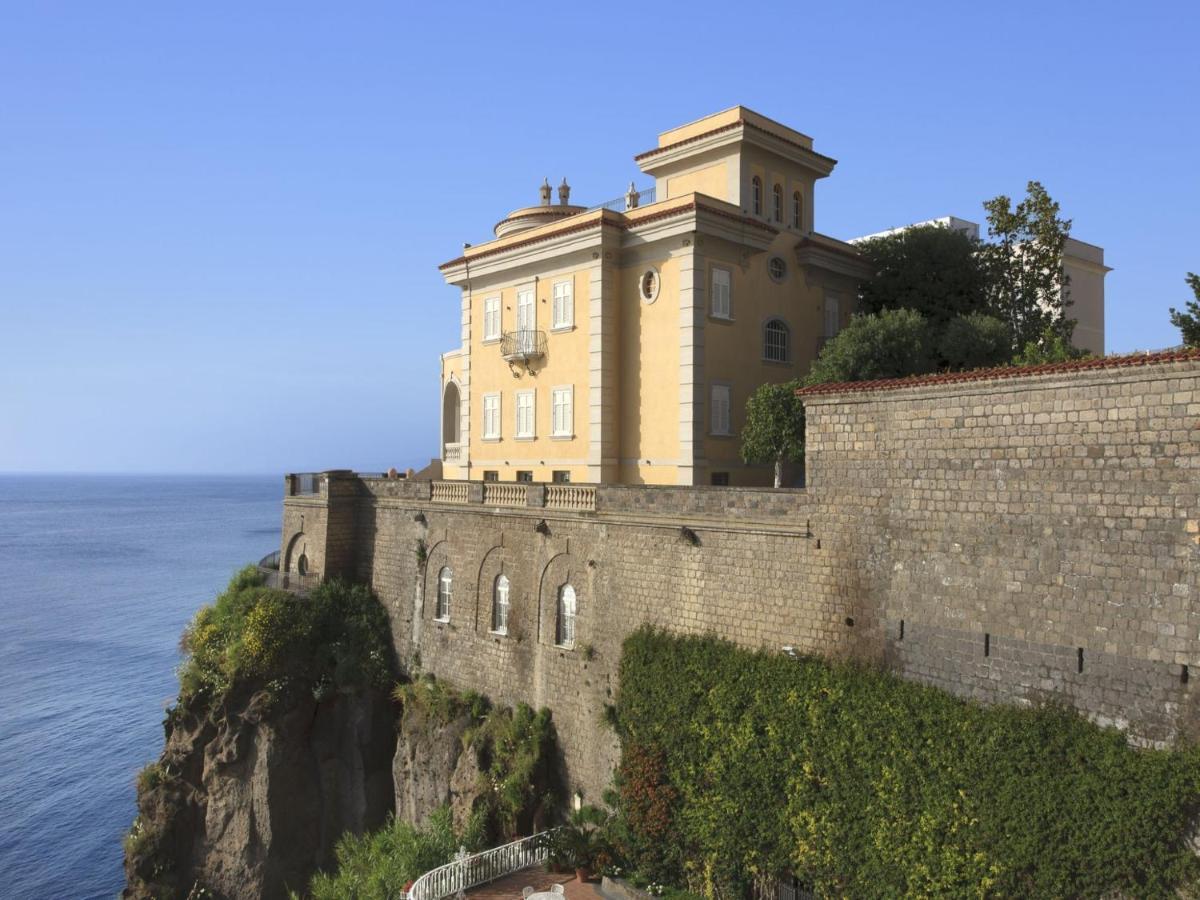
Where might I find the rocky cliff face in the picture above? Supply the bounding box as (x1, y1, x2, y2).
(392, 701, 486, 834)
(124, 684, 395, 900)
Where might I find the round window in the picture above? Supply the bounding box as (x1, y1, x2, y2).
(768, 256, 787, 283)
(639, 268, 660, 304)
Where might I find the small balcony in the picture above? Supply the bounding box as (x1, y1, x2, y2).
(501, 329, 547, 362)
(443, 442, 466, 464)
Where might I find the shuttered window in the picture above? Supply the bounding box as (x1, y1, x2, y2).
(482, 393, 501, 439)
(552, 280, 573, 329)
(483, 296, 501, 341)
(516, 390, 535, 438)
(712, 267, 731, 319)
(551, 387, 573, 437)
(711, 384, 731, 436)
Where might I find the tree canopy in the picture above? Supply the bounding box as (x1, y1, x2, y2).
(740, 379, 804, 488)
(856, 224, 988, 331)
(805, 308, 935, 385)
(1169, 272, 1200, 348)
(981, 181, 1074, 351)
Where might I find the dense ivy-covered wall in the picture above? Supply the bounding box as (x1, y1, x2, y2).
(615, 629, 1200, 899)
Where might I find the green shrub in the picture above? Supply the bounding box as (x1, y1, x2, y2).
(614, 628, 1200, 899)
(305, 806, 484, 900)
(938, 313, 1013, 370)
(806, 308, 935, 385)
(176, 566, 393, 709)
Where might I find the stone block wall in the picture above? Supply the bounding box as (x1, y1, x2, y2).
(281, 355, 1200, 800)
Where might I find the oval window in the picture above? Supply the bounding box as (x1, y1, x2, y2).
(768, 256, 787, 283)
(640, 268, 660, 304)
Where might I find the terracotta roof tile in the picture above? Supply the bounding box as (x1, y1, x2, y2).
(796, 348, 1200, 397)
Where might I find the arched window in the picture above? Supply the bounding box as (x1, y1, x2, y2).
(764, 319, 790, 363)
(792, 191, 803, 230)
(556, 584, 577, 648)
(772, 183, 783, 222)
(751, 176, 762, 215)
(436, 566, 452, 621)
(492, 574, 510, 634)
(296, 553, 308, 576)
(442, 381, 461, 460)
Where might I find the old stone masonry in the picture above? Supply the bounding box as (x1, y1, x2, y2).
(279, 351, 1200, 800)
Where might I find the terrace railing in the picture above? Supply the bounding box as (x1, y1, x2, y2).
(431, 481, 470, 505)
(407, 831, 556, 900)
(483, 483, 526, 507)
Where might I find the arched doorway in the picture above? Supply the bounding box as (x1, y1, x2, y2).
(442, 381, 461, 460)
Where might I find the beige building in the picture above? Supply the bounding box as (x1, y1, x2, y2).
(850, 216, 1110, 355)
(438, 106, 870, 486)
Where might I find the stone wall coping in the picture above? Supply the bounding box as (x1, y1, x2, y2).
(798, 349, 1200, 403)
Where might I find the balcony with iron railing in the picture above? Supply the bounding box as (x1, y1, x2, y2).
(501, 330, 547, 362)
(407, 830, 558, 900)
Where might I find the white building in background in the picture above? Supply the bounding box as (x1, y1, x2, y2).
(850, 216, 1110, 356)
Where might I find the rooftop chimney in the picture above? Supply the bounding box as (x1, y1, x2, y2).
(558, 178, 571, 206)
(539, 177, 552, 206)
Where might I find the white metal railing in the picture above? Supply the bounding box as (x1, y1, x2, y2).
(443, 443, 465, 463)
(546, 484, 596, 511)
(484, 483, 526, 507)
(407, 831, 556, 900)
(431, 481, 470, 504)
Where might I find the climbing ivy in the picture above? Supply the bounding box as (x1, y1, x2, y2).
(614, 628, 1200, 899)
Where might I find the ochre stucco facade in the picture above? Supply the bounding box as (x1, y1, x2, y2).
(438, 107, 869, 486)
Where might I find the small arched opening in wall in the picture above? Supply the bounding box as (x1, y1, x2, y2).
(537, 551, 579, 649)
(420, 538, 452, 623)
(442, 379, 462, 458)
(284, 532, 306, 574)
(477, 544, 515, 637)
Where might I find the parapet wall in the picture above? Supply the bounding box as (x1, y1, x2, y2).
(282, 353, 1200, 799)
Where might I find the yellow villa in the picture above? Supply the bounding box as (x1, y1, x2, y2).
(438, 106, 870, 486)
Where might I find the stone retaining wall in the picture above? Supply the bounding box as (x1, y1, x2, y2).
(281, 355, 1200, 798)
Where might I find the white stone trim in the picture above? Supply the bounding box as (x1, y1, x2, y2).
(676, 244, 705, 484)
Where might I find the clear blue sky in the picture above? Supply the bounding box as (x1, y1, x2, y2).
(2, 1, 1197, 474)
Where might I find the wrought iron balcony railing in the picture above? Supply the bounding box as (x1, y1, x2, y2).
(501, 329, 547, 361)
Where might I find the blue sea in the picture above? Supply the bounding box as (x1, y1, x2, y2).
(0, 475, 281, 900)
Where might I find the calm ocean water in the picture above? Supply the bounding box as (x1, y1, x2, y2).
(0, 475, 281, 900)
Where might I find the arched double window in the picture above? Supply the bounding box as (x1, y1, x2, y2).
(556, 583, 577, 648)
(792, 191, 803, 230)
(436, 566, 452, 621)
(751, 176, 762, 215)
(772, 183, 783, 222)
(492, 574, 510, 634)
(764, 319, 790, 363)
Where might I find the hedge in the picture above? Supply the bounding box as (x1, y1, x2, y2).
(614, 628, 1200, 899)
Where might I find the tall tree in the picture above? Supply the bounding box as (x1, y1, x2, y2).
(981, 181, 1074, 351)
(1168, 272, 1200, 348)
(740, 380, 805, 488)
(856, 224, 989, 331)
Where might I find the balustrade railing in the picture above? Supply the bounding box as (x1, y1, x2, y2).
(443, 443, 466, 463)
(546, 484, 596, 511)
(407, 830, 556, 900)
(484, 483, 526, 507)
(431, 481, 470, 504)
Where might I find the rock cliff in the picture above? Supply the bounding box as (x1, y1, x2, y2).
(123, 683, 395, 900)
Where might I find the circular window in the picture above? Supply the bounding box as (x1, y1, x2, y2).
(768, 256, 787, 283)
(639, 268, 660, 304)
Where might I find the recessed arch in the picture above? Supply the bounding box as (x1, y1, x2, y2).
(442, 378, 462, 455)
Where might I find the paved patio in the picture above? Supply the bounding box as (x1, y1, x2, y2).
(464, 867, 604, 900)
